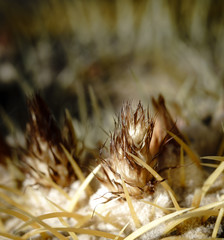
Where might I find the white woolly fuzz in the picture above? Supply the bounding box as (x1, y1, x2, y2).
(89, 184, 171, 239)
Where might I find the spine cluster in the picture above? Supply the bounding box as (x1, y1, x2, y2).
(22, 94, 78, 187)
(100, 95, 181, 198)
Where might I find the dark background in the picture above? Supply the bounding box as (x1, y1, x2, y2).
(0, 0, 223, 137)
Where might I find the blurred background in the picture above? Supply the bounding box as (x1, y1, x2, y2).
(0, 0, 223, 149)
